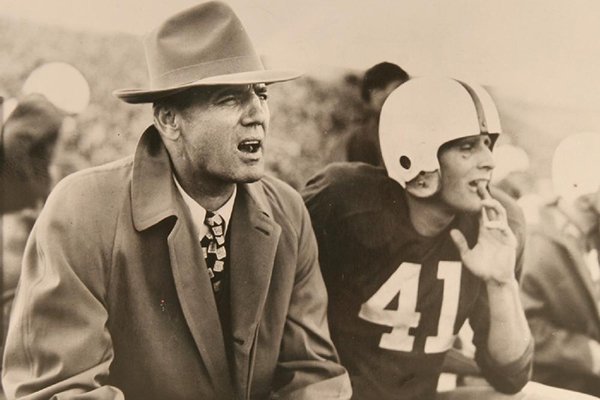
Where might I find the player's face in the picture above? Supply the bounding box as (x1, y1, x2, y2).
(437, 134, 495, 213)
(175, 84, 270, 185)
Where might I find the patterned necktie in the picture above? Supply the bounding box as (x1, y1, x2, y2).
(200, 211, 227, 293)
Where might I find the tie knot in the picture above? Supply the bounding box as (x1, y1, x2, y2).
(204, 211, 224, 229)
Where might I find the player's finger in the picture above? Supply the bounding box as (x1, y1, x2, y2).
(482, 220, 511, 232)
(450, 229, 469, 256)
(478, 204, 502, 228)
(476, 181, 491, 199)
(480, 206, 489, 226)
(477, 182, 499, 220)
(480, 198, 507, 221)
(481, 216, 517, 245)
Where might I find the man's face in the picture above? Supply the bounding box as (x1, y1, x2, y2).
(437, 134, 495, 213)
(175, 83, 270, 185)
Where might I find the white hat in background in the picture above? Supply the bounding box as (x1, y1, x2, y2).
(552, 132, 600, 201)
(22, 62, 90, 114)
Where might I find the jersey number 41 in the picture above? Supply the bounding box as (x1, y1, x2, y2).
(358, 261, 461, 354)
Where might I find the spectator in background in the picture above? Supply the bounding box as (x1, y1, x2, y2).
(2, 2, 351, 399)
(346, 61, 409, 166)
(521, 132, 600, 397)
(1, 94, 65, 213)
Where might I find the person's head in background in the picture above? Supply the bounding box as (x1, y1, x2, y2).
(1, 62, 90, 214)
(361, 62, 409, 112)
(552, 132, 600, 236)
(491, 144, 533, 200)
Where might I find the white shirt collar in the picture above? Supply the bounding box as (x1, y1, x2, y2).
(173, 175, 236, 238)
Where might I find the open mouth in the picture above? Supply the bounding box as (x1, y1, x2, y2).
(237, 139, 262, 154)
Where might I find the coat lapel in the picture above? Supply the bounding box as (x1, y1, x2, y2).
(168, 216, 234, 394)
(229, 183, 281, 385)
(131, 126, 233, 395)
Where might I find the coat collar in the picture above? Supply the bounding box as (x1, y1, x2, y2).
(131, 125, 180, 231)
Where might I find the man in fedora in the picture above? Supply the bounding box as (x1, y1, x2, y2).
(2, 2, 351, 399)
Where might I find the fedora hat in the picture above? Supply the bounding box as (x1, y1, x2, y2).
(113, 1, 300, 104)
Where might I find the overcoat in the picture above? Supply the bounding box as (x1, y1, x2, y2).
(2, 127, 351, 400)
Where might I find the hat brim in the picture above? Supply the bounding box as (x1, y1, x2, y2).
(113, 69, 302, 104)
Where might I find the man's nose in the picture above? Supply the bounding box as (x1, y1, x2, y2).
(241, 93, 268, 126)
(478, 145, 496, 170)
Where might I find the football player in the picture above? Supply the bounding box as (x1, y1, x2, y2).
(302, 77, 533, 399)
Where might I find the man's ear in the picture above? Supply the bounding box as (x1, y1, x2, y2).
(405, 171, 441, 198)
(153, 105, 181, 141)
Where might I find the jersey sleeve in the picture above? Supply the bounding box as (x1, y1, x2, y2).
(469, 288, 533, 393)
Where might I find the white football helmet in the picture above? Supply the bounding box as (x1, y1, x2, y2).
(379, 76, 502, 187)
(552, 132, 600, 201)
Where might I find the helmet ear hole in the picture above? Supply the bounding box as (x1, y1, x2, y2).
(399, 156, 411, 170)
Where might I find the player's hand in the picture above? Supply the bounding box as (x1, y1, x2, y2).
(449, 183, 517, 285)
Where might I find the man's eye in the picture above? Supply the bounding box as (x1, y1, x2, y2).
(460, 143, 473, 151)
(218, 95, 237, 104)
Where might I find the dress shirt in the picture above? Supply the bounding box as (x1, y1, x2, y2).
(173, 175, 236, 238)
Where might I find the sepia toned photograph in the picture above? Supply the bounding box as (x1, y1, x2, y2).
(2, 1, 600, 399)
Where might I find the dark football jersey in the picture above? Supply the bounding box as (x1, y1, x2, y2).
(302, 162, 530, 400)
